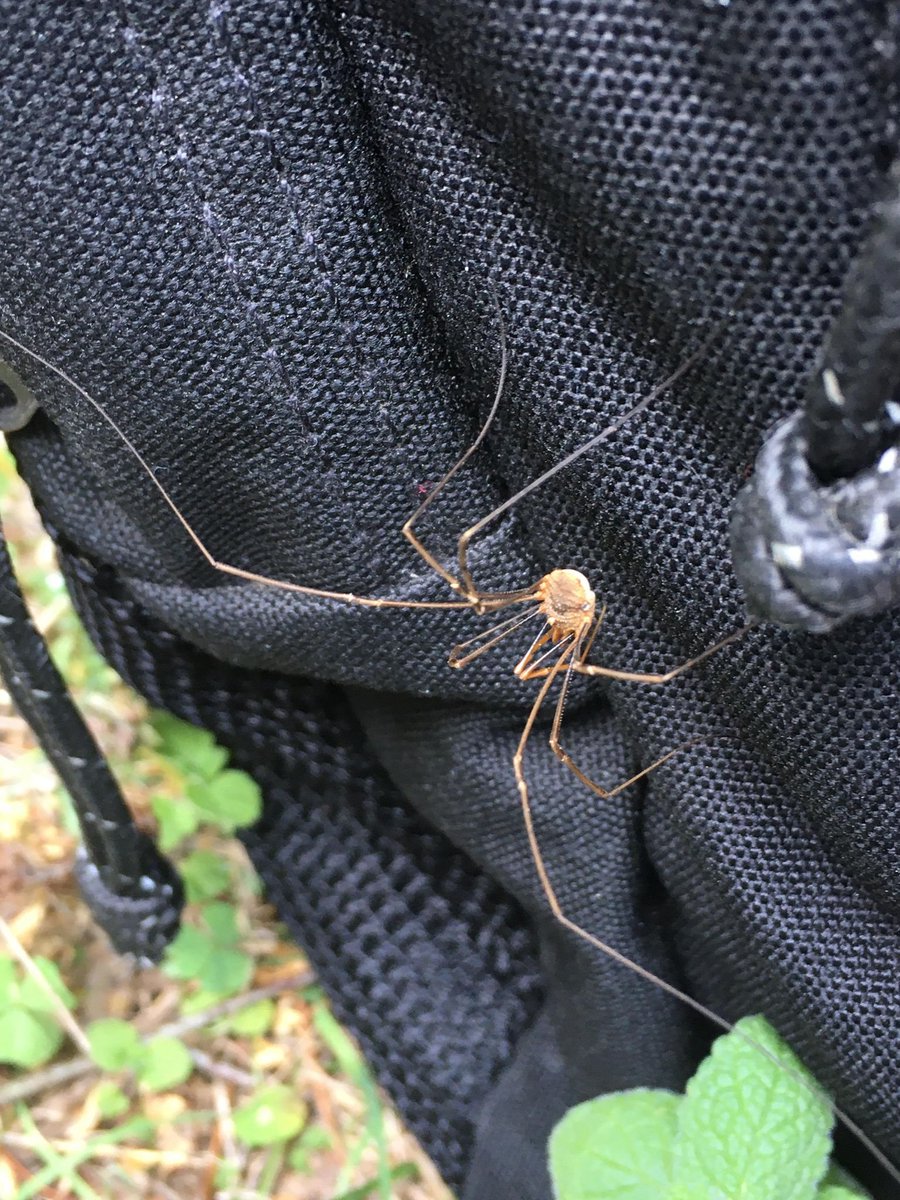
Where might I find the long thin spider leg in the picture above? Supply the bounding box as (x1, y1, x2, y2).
(448, 603, 544, 668)
(575, 621, 754, 683)
(455, 307, 738, 595)
(401, 284, 507, 600)
(522, 621, 754, 683)
(0, 328, 472, 612)
(514, 642, 731, 1014)
(472, 585, 547, 612)
(513, 645, 897, 1179)
(556, 737, 695, 800)
(516, 616, 700, 797)
(547, 650, 696, 799)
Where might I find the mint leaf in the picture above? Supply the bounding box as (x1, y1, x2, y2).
(149, 713, 259, 850)
(549, 1088, 680, 1200)
(671, 1015, 832, 1200)
(817, 1183, 870, 1200)
(816, 1164, 871, 1199)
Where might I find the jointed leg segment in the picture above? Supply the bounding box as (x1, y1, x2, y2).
(511, 633, 734, 1020)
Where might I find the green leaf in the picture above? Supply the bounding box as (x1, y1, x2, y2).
(314, 1004, 366, 1078)
(200, 946, 253, 996)
(179, 986, 229, 1015)
(200, 902, 240, 945)
(87, 1018, 142, 1071)
(190, 770, 261, 831)
(190, 741, 231, 780)
(311, 1001, 408, 1200)
(0, 958, 74, 1067)
(136, 1037, 194, 1092)
(332, 1162, 419, 1200)
(0, 955, 17, 1002)
(214, 1160, 240, 1188)
(218, 998, 276, 1037)
(151, 793, 200, 852)
(180, 850, 231, 903)
(163, 905, 251, 996)
(817, 1184, 870, 1200)
(0, 1007, 64, 1068)
(95, 1080, 131, 1119)
(816, 1164, 871, 1199)
(150, 710, 184, 748)
(288, 1125, 333, 1171)
(152, 713, 226, 777)
(233, 1085, 308, 1147)
(549, 1089, 680, 1200)
(670, 1015, 832, 1200)
(18, 957, 76, 1012)
(163, 924, 214, 980)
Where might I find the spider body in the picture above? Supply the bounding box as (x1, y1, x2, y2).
(534, 568, 595, 639)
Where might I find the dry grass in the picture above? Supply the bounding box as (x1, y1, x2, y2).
(0, 437, 454, 1200)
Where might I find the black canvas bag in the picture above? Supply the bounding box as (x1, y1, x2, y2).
(1, 4, 898, 1197)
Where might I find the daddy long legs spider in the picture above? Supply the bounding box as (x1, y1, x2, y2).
(0, 297, 897, 1189)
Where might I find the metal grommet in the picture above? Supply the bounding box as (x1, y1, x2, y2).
(0, 360, 39, 432)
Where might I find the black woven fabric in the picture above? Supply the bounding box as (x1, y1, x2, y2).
(1, 3, 899, 1197)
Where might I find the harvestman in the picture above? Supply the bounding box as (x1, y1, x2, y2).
(0, 307, 897, 1187)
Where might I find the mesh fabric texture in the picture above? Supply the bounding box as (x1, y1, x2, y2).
(1, 2, 899, 1197)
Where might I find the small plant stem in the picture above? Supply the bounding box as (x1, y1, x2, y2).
(0, 969, 315, 1106)
(153, 969, 315, 1041)
(211, 1079, 241, 1171)
(0, 915, 91, 1054)
(189, 1047, 256, 1089)
(0, 1058, 95, 1105)
(1, 1131, 214, 1169)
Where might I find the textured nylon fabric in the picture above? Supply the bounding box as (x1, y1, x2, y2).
(1, 3, 899, 1197)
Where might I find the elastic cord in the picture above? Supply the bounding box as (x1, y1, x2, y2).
(0, 517, 182, 963)
(730, 165, 900, 630)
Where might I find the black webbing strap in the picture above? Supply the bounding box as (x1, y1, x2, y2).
(731, 166, 900, 631)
